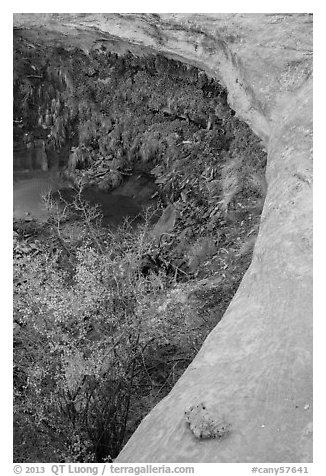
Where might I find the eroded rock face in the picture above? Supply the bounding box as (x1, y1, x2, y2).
(13, 13, 313, 462)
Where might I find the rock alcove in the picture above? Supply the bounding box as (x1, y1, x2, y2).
(13, 13, 312, 463)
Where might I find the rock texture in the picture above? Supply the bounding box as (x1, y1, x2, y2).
(13, 13, 313, 462)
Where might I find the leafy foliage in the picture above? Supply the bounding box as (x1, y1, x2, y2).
(14, 196, 208, 462)
(14, 39, 266, 257)
(13, 36, 268, 463)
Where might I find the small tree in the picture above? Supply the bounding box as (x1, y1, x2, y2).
(14, 193, 183, 462)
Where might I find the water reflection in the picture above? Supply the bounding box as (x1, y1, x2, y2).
(13, 142, 59, 172)
(13, 146, 156, 227)
(54, 187, 144, 228)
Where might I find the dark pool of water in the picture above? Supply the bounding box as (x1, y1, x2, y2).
(13, 147, 157, 227)
(53, 187, 144, 228)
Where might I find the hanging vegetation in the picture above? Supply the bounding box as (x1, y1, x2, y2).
(13, 36, 268, 463)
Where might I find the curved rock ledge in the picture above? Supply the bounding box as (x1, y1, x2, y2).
(13, 13, 313, 462)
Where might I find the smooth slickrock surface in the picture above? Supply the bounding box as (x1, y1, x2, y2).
(13, 13, 313, 462)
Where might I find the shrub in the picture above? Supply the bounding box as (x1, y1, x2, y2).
(14, 42, 268, 462)
(13, 197, 199, 462)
